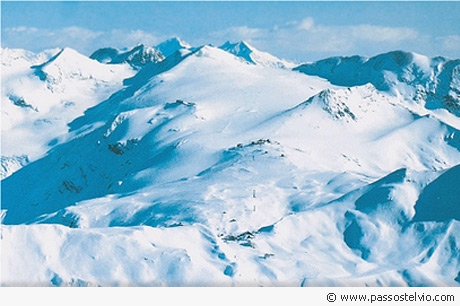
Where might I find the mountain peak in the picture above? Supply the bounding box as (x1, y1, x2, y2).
(156, 37, 191, 58)
(31, 47, 133, 86)
(219, 40, 254, 62)
(90, 44, 165, 69)
(118, 44, 165, 68)
(34, 47, 88, 69)
(219, 40, 292, 69)
(167, 37, 191, 47)
(220, 40, 253, 51)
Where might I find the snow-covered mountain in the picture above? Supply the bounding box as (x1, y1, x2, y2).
(90, 44, 165, 69)
(1, 47, 134, 178)
(1, 39, 460, 286)
(294, 51, 460, 115)
(220, 40, 294, 68)
(156, 37, 191, 58)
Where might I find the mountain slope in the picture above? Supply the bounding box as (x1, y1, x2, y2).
(294, 51, 460, 115)
(2, 45, 333, 224)
(1, 47, 134, 178)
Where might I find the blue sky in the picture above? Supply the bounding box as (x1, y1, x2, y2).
(2, 1, 460, 62)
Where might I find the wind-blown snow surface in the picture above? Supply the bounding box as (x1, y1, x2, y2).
(1, 40, 460, 286)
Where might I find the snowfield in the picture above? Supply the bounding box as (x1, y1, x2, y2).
(1, 39, 460, 286)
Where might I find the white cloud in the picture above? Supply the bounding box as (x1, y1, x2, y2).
(5, 26, 39, 34)
(350, 25, 418, 43)
(437, 35, 460, 53)
(208, 16, 421, 59)
(2, 26, 162, 55)
(104, 29, 161, 49)
(209, 26, 263, 42)
(60, 27, 103, 40)
(2, 19, 455, 61)
(298, 17, 315, 31)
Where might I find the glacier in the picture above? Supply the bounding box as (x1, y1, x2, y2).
(1, 39, 459, 286)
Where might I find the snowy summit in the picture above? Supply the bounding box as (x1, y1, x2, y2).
(220, 40, 294, 68)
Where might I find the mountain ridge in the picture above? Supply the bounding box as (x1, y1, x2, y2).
(294, 50, 460, 115)
(219, 40, 294, 68)
(90, 44, 165, 69)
